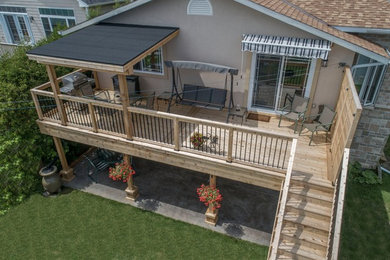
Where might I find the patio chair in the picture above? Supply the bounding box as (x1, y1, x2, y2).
(278, 94, 309, 133)
(133, 92, 156, 110)
(84, 149, 121, 182)
(299, 105, 336, 145)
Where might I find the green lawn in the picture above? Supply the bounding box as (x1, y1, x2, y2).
(340, 174, 390, 259)
(0, 189, 267, 260)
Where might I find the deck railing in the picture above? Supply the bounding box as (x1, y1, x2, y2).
(31, 87, 295, 172)
(326, 148, 350, 260)
(267, 138, 298, 259)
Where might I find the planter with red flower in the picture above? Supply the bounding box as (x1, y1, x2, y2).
(197, 184, 222, 225)
(109, 160, 139, 201)
(190, 132, 205, 149)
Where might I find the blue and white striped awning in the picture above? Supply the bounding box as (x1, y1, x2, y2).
(241, 34, 331, 60)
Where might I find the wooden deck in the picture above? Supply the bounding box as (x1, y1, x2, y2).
(161, 102, 329, 181)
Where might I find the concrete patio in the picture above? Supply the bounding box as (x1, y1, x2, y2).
(64, 150, 279, 246)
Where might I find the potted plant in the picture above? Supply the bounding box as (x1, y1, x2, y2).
(108, 162, 135, 182)
(197, 184, 222, 225)
(190, 132, 205, 148)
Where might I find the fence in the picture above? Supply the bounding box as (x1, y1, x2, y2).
(328, 67, 362, 182)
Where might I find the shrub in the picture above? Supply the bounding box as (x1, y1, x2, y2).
(0, 32, 74, 214)
(348, 161, 382, 185)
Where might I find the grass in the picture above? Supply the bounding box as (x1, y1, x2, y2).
(0, 189, 267, 259)
(340, 173, 390, 259)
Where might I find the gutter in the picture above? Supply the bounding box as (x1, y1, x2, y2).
(334, 26, 390, 35)
(78, 0, 125, 8)
(234, 0, 390, 64)
(63, 0, 152, 35)
(380, 165, 390, 175)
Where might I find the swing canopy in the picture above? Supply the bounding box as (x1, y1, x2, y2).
(164, 60, 239, 113)
(165, 60, 239, 75)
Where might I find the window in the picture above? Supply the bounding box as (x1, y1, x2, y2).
(133, 47, 164, 75)
(187, 0, 213, 16)
(39, 8, 76, 37)
(352, 54, 387, 106)
(0, 6, 33, 44)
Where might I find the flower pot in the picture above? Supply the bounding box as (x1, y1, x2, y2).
(39, 165, 62, 196)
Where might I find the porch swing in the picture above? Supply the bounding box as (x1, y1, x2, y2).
(164, 60, 239, 116)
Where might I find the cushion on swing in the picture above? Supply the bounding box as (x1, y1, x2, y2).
(208, 88, 227, 109)
(181, 84, 198, 106)
(181, 84, 227, 110)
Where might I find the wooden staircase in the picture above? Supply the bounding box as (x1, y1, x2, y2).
(269, 172, 335, 260)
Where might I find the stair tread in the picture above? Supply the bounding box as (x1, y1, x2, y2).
(284, 213, 330, 232)
(281, 225, 328, 247)
(278, 242, 327, 260)
(291, 173, 334, 190)
(289, 185, 333, 202)
(286, 198, 332, 217)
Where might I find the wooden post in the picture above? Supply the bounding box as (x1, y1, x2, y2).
(173, 118, 180, 151)
(118, 74, 133, 140)
(226, 128, 234, 163)
(30, 90, 43, 120)
(46, 65, 67, 125)
(53, 136, 74, 181)
(93, 71, 100, 90)
(124, 154, 139, 201)
(88, 103, 98, 132)
(205, 174, 218, 226)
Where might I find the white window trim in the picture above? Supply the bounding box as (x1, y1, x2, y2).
(0, 11, 34, 45)
(133, 47, 165, 76)
(39, 7, 76, 36)
(351, 61, 387, 106)
(247, 53, 316, 113)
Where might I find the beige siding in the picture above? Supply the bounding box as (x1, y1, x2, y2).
(0, 0, 88, 44)
(102, 0, 318, 107)
(99, 0, 355, 112)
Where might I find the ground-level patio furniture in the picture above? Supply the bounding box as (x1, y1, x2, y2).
(84, 149, 122, 182)
(278, 94, 309, 133)
(300, 105, 336, 145)
(164, 60, 239, 118)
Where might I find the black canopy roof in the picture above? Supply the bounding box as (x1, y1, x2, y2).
(27, 23, 179, 66)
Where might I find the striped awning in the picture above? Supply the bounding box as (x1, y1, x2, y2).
(241, 34, 331, 60)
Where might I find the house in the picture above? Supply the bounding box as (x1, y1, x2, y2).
(0, 0, 125, 55)
(26, 0, 390, 259)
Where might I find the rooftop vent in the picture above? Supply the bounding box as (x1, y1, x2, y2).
(187, 0, 213, 16)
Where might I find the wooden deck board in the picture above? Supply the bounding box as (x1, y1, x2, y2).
(160, 102, 328, 180)
(41, 97, 328, 181)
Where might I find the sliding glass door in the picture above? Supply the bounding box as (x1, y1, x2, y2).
(252, 55, 283, 109)
(250, 54, 311, 112)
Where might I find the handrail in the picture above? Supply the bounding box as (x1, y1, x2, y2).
(268, 138, 298, 260)
(128, 106, 295, 140)
(327, 148, 350, 260)
(32, 88, 296, 171)
(32, 88, 295, 140)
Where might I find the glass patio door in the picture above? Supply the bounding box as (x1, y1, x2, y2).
(251, 54, 311, 111)
(251, 55, 283, 110)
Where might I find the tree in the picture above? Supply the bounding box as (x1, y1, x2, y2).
(0, 32, 73, 214)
